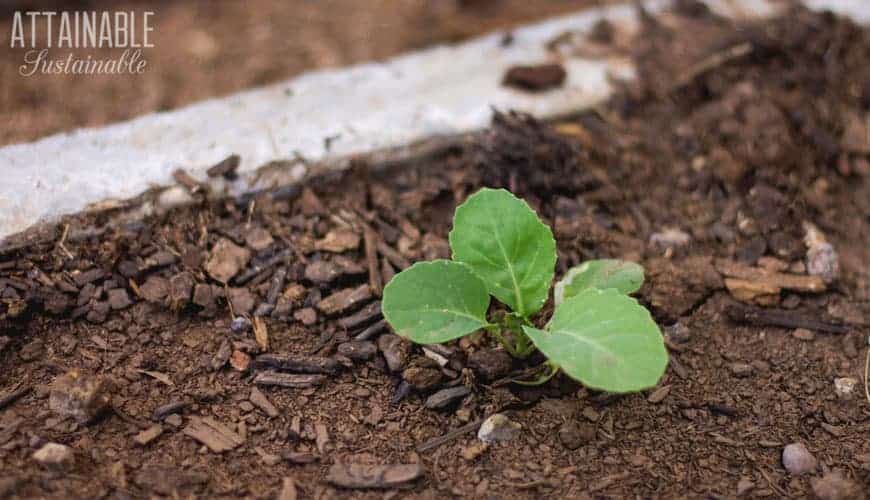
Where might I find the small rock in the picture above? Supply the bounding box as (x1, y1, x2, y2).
(32, 442, 74, 469)
(647, 385, 671, 404)
(378, 334, 411, 372)
(139, 276, 170, 303)
(304, 258, 365, 284)
(134, 425, 164, 446)
(425, 386, 471, 410)
(107, 289, 132, 310)
(337, 341, 377, 361)
(230, 316, 252, 334)
(728, 363, 754, 378)
(650, 228, 691, 249)
(665, 322, 691, 344)
(558, 420, 596, 450)
(230, 350, 251, 371)
(402, 365, 443, 391)
(811, 471, 864, 500)
(49, 369, 112, 424)
(833, 377, 858, 399)
(477, 414, 521, 444)
(804, 222, 839, 284)
(293, 307, 317, 326)
(792, 328, 815, 341)
(467, 349, 514, 382)
(502, 63, 566, 92)
(205, 238, 251, 283)
(782, 442, 817, 475)
(314, 229, 360, 253)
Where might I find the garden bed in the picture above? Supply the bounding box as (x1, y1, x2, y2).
(1, 3, 869, 498)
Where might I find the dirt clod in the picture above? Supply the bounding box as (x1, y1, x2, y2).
(49, 369, 112, 424)
(782, 443, 817, 475)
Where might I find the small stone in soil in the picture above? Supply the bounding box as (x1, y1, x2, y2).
(327, 462, 424, 489)
(293, 307, 317, 326)
(467, 349, 514, 381)
(139, 276, 170, 303)
(244, 226, 274, 251)
(461, 442, 488, 461)
(502, 63, 566, 91)
(558, 420, 596, 450)
(134, 425, 164, 446)
(32, 442, 74, 469)
(314, 229, 361, 253)
(650, 228, 691, 248)
(425, 386, 471, 410)
(337, 341, 377, 361)
(478, 414, 522, 444)
(782, 442, 817, 475)
(792, 328, 816, 341)
(833, 377, 857, 399)
(230, 316, 252, 334)
(49, 369, 112, 424)
(249, 387, 279, 418)
(378, 334, 411, 372)
(728, 362, 754, 378)
(107, 289, 132, 310)
(205, 238, 252, 283)
(164, 414, 183, 428)
(665, 322, 691, 343)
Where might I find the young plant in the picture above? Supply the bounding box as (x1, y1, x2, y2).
(382, 188, 667, 393)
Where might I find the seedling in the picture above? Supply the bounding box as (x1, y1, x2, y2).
(382, 188, 668, 393)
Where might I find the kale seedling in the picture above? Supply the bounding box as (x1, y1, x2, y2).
(382, 188, 668, 392)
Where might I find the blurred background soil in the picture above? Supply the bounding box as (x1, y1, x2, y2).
(0, 0, 609, 146)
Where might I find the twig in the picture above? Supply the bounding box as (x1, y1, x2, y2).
(0, 384, 30, 410)
(864, 338, 869, 404)
(672, 42, 753, 90)
(725, 304, 848, 334)
(57, 223, 74, 260)
(416, 418, 484, 453)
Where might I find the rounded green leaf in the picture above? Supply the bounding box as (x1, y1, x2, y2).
(382, 260, 490, 344)
(554, 259, 644, 306)
(449, 188, 556, 317)
(523, 288, 667, 393)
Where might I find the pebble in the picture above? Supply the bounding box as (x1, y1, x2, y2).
(49, 369, 112, 424)
(230, 316, 252, 334)
(164, 414, 183, 428)
(811, 471, 862, 500)
(833, 377, 857, 399)
(782, 442, 817, 475)
(467, 349, 514, 381)
(230, 350, 251, 371)
(293, 308, 317, 326)
(558, 421, 596, 450)
(728, 363, 754, 378)
(32, 442, 74, 469)
(204, 238, 251, 283)
(665, 322, 691, 344)
(378, 334, 411, 372)
(650, 228, 691, 248)
(402, 365, 443, 391)
(425, 386, 471, 410)
(477, 414, 522, 444)
(460, 442, 488, 461)
(792, 328, 816, 341)
(806, 241, 839, 284)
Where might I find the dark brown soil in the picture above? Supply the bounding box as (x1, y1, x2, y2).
(2, 4, 870, 499)
(0, 0, 610, 147)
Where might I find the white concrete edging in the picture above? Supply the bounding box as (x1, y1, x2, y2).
(0, 0, 865, 242)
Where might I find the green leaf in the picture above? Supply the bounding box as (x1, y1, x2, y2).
(554, 259, 644, 306)
(449, 188, 556, 317)
(382, 260, 490, 344)
(523, 288, 667, 393)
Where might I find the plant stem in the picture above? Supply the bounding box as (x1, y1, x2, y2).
(513, 361, 560, 386)
(486, 324, 520, 357)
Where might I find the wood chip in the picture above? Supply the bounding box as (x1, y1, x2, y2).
(256, 354, 340, 374)
(315, 423, 329, 454)
(314, 229, 360, 253)
(253, 316, 269, 351)
(182, 416, 244, 453)
(277, 477, 297, 500)
(647, 385, 671, 404)
(317, 285, 372, 315)
(253, 371, 326, 388)
(327, 463, 424, 489)
(249, 387, 279, 418)
(716, 259, 826, 293)
(137, 370, 175, 387)
(363, 226, 383, 296)
(134, 425, 164, 446)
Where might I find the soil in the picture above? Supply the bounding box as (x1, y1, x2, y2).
(2, 3, 870, 499)
(0, 0, 610, 147)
